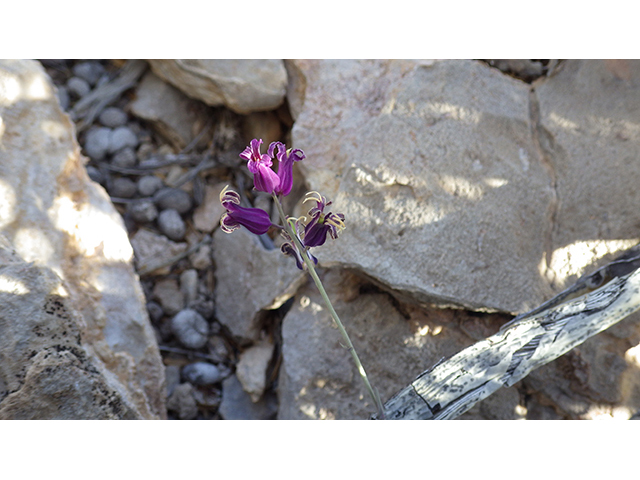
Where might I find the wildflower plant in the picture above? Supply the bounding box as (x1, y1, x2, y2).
(220, 138, 384, 418)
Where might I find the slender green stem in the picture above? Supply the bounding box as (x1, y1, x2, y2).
(272, 194, 385, 418)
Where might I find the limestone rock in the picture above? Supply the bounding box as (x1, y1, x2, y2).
(536, 60, 640, 289)
(148, 60, 287, 114)
(130, 71, 209, 150)
(192, 182, 227, 233)
(288, 59, 555, 314)
(213, 227, 305, 342)
(0, 235, 140, 419)
(236, 339, 274, 402)
(0, 59, 165, 418)
(130, 228, 188, 275)
(277, 268, 509, 419)
(219, 374, 278, 420)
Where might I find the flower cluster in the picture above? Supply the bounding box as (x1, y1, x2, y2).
(220, 138, 344, 269)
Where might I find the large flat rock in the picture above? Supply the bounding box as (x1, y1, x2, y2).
(289, 59, 556, 314)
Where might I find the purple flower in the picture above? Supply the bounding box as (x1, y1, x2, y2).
(240, 139, 281, 194)
(302, 192, 345, 248)
(272, 142, 306, 196)
(239, 139, 305, 196)
(219, 186, 272, 235)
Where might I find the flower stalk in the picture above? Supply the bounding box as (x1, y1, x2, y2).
(222, 138, 384, 418)
(272, 194, 385, 419)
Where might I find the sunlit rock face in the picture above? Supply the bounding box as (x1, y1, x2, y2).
(287, 59, 640, 314)
(0, 60, 165, 419)
(288, 59, 554, 314)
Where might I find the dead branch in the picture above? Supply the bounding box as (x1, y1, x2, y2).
(375, 245, 640, 420)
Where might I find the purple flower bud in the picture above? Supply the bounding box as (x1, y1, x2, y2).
(302, 192, 345, 248)
(219, 186, 272, 235)
(240, 139, 280, 194)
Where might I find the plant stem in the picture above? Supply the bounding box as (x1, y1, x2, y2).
(272, 194, 385, 418)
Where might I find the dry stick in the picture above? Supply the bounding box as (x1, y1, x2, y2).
(377, 255, 640, 420)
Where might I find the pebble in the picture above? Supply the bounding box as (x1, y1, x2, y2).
(219, 375, 278, 420)
(127, 198, 158, 223)
(158, 208, 186, 241)
(66, 76, 91, 98)
(180, 269, 199, 305)
(153, 187, 193, 214)
(111, 147, 137, 168)
(83, 126, 111, 161)
(182, 362, 223, 386)
(108, 126, 139, 154)
(99, 107, 128, 128)
(146, 301, 164, 323)
(171, 308, 209, 349)
(166, 383, 198, 419)
(110, 177, 137, 198)
(72, 61, 105, 86)
(137, 175, 164, 196)
(153, 278, 184, 315)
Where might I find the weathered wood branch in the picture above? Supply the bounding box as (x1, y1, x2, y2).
(375, 246, 640, 420)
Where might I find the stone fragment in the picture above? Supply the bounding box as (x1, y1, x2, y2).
(99, 106, 128, 127)
(83, 125, 111, 160)
(127, 198, 158, 224)
(171, 309, 209, 349)
(157, 208, 186, 241)
(180, 269, 199, 305)
(72, 61, 105, 86)
(153, 278, 184, 316)
(137, 175, 164, 196)
(130, 71, 209, 150)
(219, 375, 278, 420)
(130, 228, 188, 275)
(192, 182, 227, 233)
(236, 339, 275, 402)
(108, 125, 138, 154)
(0, 59, 165, 419)
(164, 364, 181, 397)
(66, 76, 91, 98)
(111, 146, 137, 168)
(213, 227, 306, 342)
(109, 177, 137, 198)
(148, 59, 287, 114)
(167, 383, 198, 419)
(154, 187, 192, 214)
(182, 362, 223, 386)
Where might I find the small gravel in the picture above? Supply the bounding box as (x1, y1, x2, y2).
(83, 126, 112, 161)
(111, 147, 137, 168)
(171, 309, 209, 349)
(182, 362, 223, 386)
(158, 208, 186, 241)
(108, 126, 139, 154)
(99, 107, 128, 128)
(137, 175, 163, 196)
(154, 187, 193, 214)
(127, 198, 158, 223)
(66, 76, 91, 98)
(72, 61, 105, 86)
(110, 177, 137, 198)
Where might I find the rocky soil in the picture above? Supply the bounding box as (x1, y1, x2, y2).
(3, 59, 639, 420)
